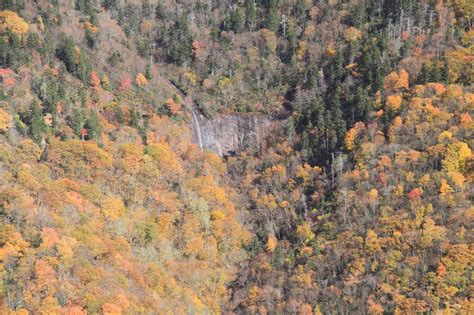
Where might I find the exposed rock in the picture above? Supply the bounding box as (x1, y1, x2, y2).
(159, 76, 276, 157)
(191, 110, 274, 157)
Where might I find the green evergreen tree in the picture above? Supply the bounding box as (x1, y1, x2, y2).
(431, 61, 442, 82)
(229, 7, 244, 33)
(145, 64, 153, 80)
(75, 0, 96, 23)
(361, 50, 374, 85)
(418, 62, 431, 84)
(155, 1, 167, 19)
(442, 57, 451, 84)
(341, 80, 353, 120)
(352, 3, 367, 28)
(141, 0, 152, 18)
(309, 92, 325, 127)
(56, 34, 92, 82)
(76, 49, 92, 83)
(371, 47, 384, 93)
(353, 86, 372, 123)
(0, 31, 24, 69)
(167, 14, 193, 65)
(102, 0, 118, 11)
(372, 64, 384, 93)
(284, 115, 296, 144)
(297, 91, 327, 163)
(400, 39, 411, 58)
(70, 107, 85, 137)
(400, 0, 414, 16)
(245, 0, 257, 31)
(130, 108, 140, 129)
(1, 0, 19, 10)
(287, 54, 298, 88)
(85, 28, 96, 48)
(0, 31, 11, 67)
(327, 87, 346, 150)
(306, 64, 319, 90)
(333, 48, 345, 81)
(345, 41, 357, 64)
(85, 110, 102, 141)
(266, 0, 280, 33)
(114, 106, 125, 125)
(294, 0, 307, 22)
(40, 32, 57, 64)
(29, 102, 46, 144)
(26, 32, 42, 51)
(284, 19, 297, 64)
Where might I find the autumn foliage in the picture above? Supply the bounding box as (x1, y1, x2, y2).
(0, 119, 248, 313)
(0, 11, 28, 35)
(135, 73, 148, 86)
(0, 108, 12, 130)
(227, 81, 473, 313)
(0, 1, 472, 314)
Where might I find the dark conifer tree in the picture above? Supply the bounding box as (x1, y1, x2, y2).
(284, 19, 297, 64)
(167, 14, 193, 65)
(29, 102, 46, 144)
(71, 107, 85, 137)
(229, 7, 244, 33)
(442, 57, 451, 84)
(431, 60, 442, 82)
(328, 87, 347, 149)
(418, 62, 431, 84)
(266, 0, 280, 33)
(245, 0, 257, 31)
(155, 1, 167, 19)
(353, 86, 372, 123)
(85, 110, 102, 141)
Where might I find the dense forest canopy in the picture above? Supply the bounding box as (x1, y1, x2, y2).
(0, 0, 472, 314)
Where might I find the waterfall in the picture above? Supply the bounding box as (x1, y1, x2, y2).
(191, 108, 203, 151)
(159, 76, 206, 152)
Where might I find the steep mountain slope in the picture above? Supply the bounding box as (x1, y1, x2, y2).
(0, 0, 472, 314)
(226, 80, 473, 314)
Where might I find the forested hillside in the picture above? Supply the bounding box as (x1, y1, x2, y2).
(0, 0, 472, 314)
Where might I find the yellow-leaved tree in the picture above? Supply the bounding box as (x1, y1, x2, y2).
(0, 11, 29, 35)
(442, 142, 471, 173)
(0, 108, 12, 130)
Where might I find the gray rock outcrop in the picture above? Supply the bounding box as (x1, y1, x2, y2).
(191, 110, 273, 157)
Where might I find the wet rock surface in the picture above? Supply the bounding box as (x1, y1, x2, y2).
(160, 77, 276, 157)
(192, 111, 273, 157)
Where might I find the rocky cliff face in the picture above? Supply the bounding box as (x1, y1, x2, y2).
(158, 77, 276, 157)
(191, 110, 274, 157)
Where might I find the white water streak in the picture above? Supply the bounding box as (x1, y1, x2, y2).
(191, 108, 203, 151)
